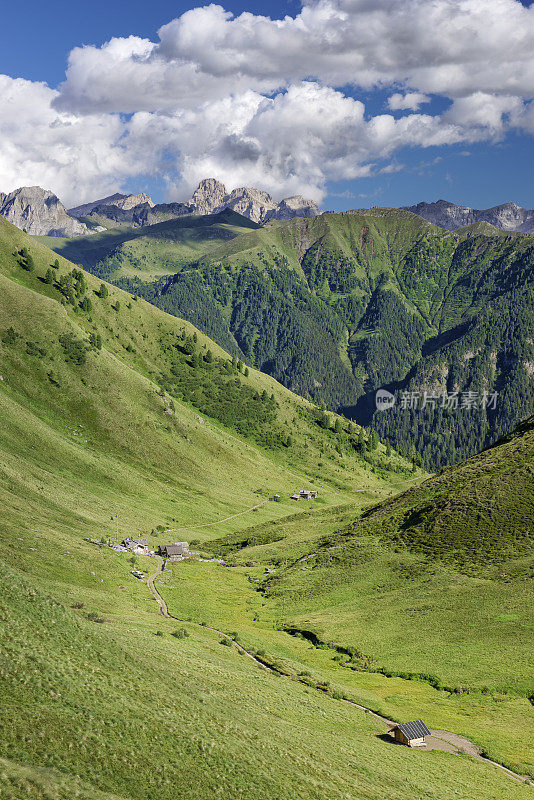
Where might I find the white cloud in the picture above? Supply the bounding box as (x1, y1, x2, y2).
(0, 76, 151, 205)
(1, 0, 533, 205)
(444, 92, 525, 133)
(388, 92, 430, 111)
(54, 0, 534, 114)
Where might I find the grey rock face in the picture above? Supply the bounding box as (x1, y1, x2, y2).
(189, 179, 321, 223)
(404, 199, 534, 233)
(69, 192, 154, 218)
(69, 193, 127, 218)
(67, 178, 322, 232)
(0, 186, 89, 237)
(265, 195, 322, 221)
(114, 192, 154, 211)
(225, 187, 277, 223)
(189, 179, 228, 215)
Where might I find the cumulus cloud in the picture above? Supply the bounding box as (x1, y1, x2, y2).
(388, 92, 431, 111)
(54, 0, 534, 114)
(0, 76, 144, 205)
(1, 0, 533, 204)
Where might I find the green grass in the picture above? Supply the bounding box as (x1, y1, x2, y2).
(174, 421, 534, 774)
(0, 217, 532, 798)
(37, 209, 260, 282)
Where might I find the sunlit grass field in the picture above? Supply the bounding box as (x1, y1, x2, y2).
(0, 217, 531, 798)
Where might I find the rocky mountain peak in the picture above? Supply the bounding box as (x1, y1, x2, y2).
(68, 192, 154, 218)
(188, 179, 322, 224)
(114, 192, 154, 211)
(270, 195, 322, 220)
(0, 186, 89, 237)
(190, 179, 228, 215)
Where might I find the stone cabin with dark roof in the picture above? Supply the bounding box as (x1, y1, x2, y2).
(159, 542, 190, 561)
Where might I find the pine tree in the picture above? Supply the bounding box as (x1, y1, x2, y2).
(99, 283, 108, 299)
(44, 268, 54, 285)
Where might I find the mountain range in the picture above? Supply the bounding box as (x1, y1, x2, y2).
(3, 179, 533, 239)
(404, 199, 534, 232)
(0, 179, 321, 238)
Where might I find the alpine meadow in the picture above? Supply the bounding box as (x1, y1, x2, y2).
(1, 1, 533, 799)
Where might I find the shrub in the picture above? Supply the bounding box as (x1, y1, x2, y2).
(219, 637, 233, 646)
(171, 628, 190, 639)
(1, 327, 20, 345)
(59, 333, 87, 365)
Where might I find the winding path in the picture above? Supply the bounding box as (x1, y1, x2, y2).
(146, 558, 530, 785)
(162, 501, 269, 534)
(147, 558, 269, 670)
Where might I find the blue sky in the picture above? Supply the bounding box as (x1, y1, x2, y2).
(1, 0, 533, 209)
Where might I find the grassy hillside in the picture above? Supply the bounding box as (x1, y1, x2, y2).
(0, 218, 532, 797)
(37, 209, 259, 282)
(183, 418, 534, 774)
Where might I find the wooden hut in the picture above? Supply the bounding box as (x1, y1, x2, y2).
(389, 719, 431, 747)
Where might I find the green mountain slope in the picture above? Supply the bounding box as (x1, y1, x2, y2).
(192, 418, 533, 774)
(37, 209, 259, 283)
(3, 220, 530, 798)
(47, 208, 533, 469)
(263, 417, 533, 690)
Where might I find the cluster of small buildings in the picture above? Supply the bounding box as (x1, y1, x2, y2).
(291, 489, 318, 501)
(118, 539, 190, 561)
(122, 537, 150, 554)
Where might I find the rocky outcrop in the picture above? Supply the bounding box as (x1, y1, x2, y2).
(189, 179, 228, 216)
(187, 179, 321, 224)
(265, 195, 322, 221)
(70, 178, 322, 231)
(69, 192, 154, 218)
(225, 187, 277, 223)
(114, 192, 154, 211)
(404, 199, 534, 233)
(0, 187, 89, 237)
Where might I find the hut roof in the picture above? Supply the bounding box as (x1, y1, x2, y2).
(395, 720, 431, 739)
(162, 543, 188, 555)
